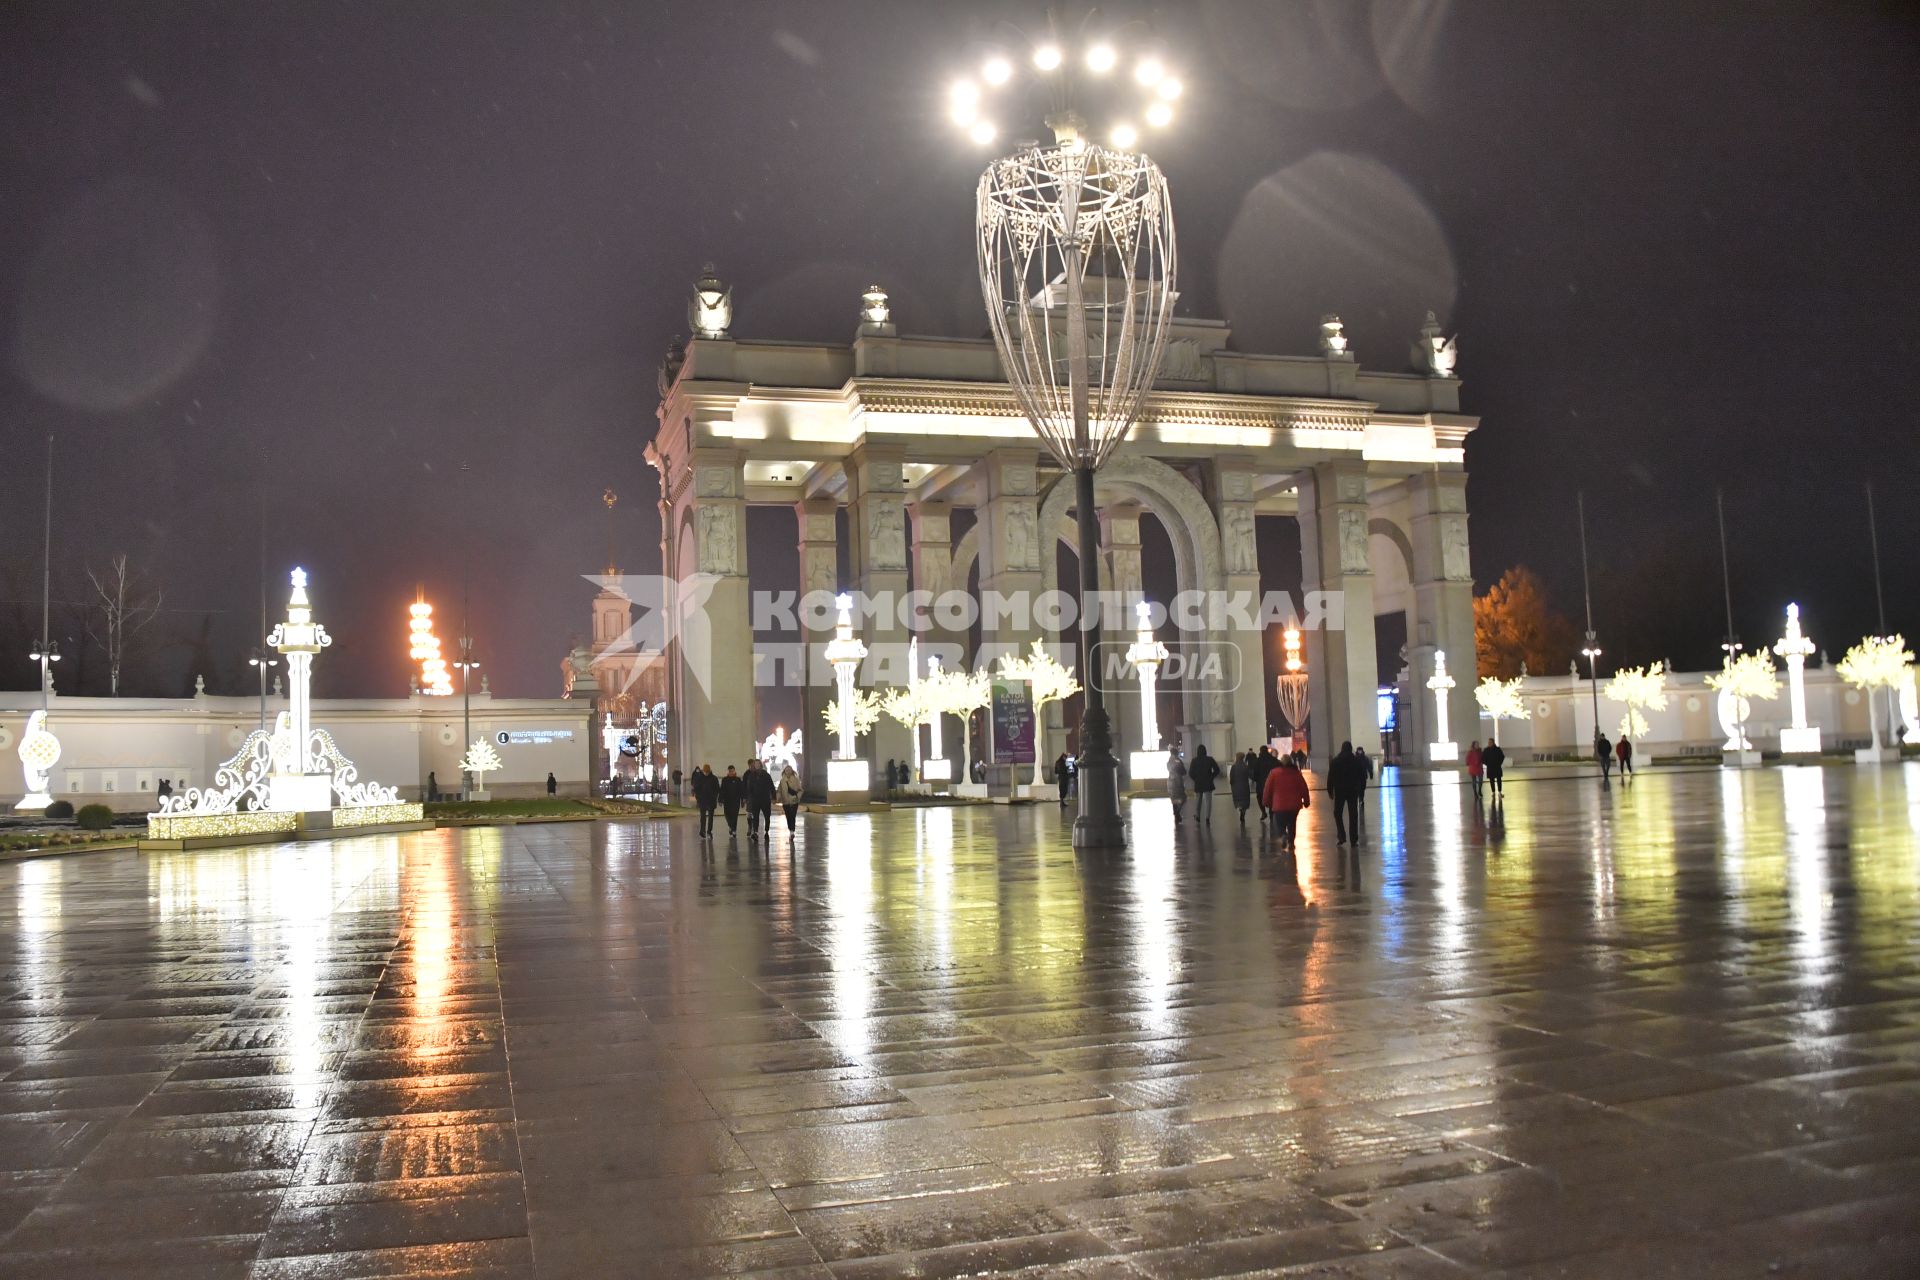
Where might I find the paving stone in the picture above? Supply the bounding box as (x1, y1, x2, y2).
(0, 772, 1914, 1277)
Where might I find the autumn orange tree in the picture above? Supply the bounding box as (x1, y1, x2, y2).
(1474, 567, 1578, 678)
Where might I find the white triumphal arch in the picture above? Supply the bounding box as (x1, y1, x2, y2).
(644, 274, 1478, 794)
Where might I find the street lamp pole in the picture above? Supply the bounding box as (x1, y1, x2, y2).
(30, 436, 59, 707)
(967, 38, 1179, 848)
(1577, 490, 1603, 759)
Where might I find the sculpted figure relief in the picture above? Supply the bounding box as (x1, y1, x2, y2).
(1222, 505, 1257, 575)
(1003, 502, 1039, 571)
(1441, 516, 1472, 582)
(1338, 508, 1370, 575)
(867, 500, 907, 570)
(696, 505, 739, 575)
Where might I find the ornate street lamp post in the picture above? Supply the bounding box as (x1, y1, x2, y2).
(964, 33, 1180, 847)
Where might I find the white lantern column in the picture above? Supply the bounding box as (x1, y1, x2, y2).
(1427, 649, 1459, 764)
(923, 652, 952, 781)
(1775, 603, 1821, 755)
(1125, 601, 1169, 782)
(823, 593, 870, 796)
(268, 567, 335, 813)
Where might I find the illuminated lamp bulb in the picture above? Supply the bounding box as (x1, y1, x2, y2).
(1157, 76, 1182, 100)
(1111, 122, 1137, 149)
(1086, 43, 1117, 73)
(1145, 101, 1173, 128)
(1033, 44, 1062, 71)
(951, 99, 977, 126)
(969, 119, 996, 146)
(982, 56, 1011, 85)
(1134, 57, 1164, 86)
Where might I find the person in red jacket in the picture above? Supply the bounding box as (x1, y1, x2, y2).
(1261, 757, 1311, 852)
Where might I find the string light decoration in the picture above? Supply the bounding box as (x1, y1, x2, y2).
(408, 595, 454, 695)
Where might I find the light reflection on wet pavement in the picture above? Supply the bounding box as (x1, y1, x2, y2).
(2, 766, 1918, 1277)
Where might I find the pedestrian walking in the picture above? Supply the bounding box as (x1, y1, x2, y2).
(1229, 750, 1252, 825)
(1249, 746, 1276, 823)
(1466, 741, 1484, 802)
(545, 771, 557, 797)
(884, 759, 898, 797)
(693, 763, 719, 837)
(1054, 752, 1071, 806)
(1262, 756, 1311, 852)
(1483, 740, 1507, 798)
(1356, 746, 1375, 782)
(777, 764, 803, 834)
(1189, 744, 1219, 825)
(718, 765, 743, 835)
(1616, 735, 1634, 777)
(1595, 733, 1613, 780)
(745, 759, 774, 839)
(1327, 741, 1366, 845)
(1166, 748, 1188, 822)
(426, 771, 438, 803)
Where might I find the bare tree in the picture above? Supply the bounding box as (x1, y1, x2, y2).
(85, 554, 163, 696)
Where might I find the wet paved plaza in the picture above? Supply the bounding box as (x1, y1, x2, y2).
(2, 766, 1919, 1278)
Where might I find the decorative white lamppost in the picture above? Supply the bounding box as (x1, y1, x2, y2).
(922, 652, 953, 781)
(822, 592, 871, 795)
(1774, 603, 1821, 755)
(965, 33, 1179, 847)
(1426, 649, 1458, 764)
(17, 436, 61, 811)
(1124, 600, 1169, 782)
(267, 567, 335, 813)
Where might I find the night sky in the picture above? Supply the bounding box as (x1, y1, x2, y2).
(3, 1, 1916, 701)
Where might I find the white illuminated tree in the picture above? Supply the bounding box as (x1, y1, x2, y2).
(1706, 652, 1779, 750)
(1604, 661, 1670, 740)
(1473, 676, 1531, 745)
(923, 667, 993, 784)
(1838, 634, 1914, 752)
(822, 689, 882, 746)
(459, 738, 503, 796)
(997, 638, 1081, 788)
(880, 683, 935, 775)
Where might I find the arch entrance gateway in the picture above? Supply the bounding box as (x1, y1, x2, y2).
(644, 276, 1479, 795)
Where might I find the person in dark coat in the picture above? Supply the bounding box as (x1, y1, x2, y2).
(545, 771, 557, 797)
(1595, 733, 1613, 780)
(884, 759, 898, 796)
(745, 759, 774, 838)
(1249, 746, 1276, 823)
(1053, 752, 1071, 806)
(1616, 735, 1633, 777)
(1228, 750, 1252, 825)
(1188, 744, 1220, 825)
(717, 766, 743, 835)
(692, 764, 720, 836)
(1326, 741, 1366, 845)
(1482, 741, 1507, 799)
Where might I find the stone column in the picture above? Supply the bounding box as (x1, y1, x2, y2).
(796, 499, 839, 798)
(1100, 502, 1144, 781)
(1406, 471, 1478, 752)
(1211, 460, 1268, 757)
(847, 445, 910, 794)
(1298, 460, 1381, 757)
(911, 500, 962, 763)
(677, 452, 755, 778)
(975, 450, 1043, 769)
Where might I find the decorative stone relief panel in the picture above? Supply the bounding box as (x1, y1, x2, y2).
(1338, 508, 1370, 575)
(1004, 464, 1036, 497)
(865, 498, 908, 572)
(1002, 502, 1040, 573)
(1221, 505, 1258, 576)
(695, 466, 736, 499)
(695, 504, 742, 576)
(1337, 473, 1366, 504)
(1440, 515, 1472, 582)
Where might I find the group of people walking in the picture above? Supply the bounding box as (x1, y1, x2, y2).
(1462, 739, 1508, 800)
(1164, 741, 1374, 850)
(688, 758, 803, 841)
